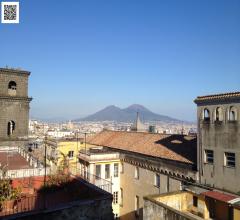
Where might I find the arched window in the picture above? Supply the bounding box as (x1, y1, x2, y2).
(8, 81, 17, 96)
(215, 107, 223, 121)
(229, 106, 237, 121)
(8, 81, 17, 90)
(203, 108, 210, 121)
(7, 121, 15, 136)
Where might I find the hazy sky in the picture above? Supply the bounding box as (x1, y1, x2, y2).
(0, 0, 239, 121)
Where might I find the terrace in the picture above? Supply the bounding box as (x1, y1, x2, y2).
(0, 174, 113, 219)
(78, 147, 120, 163)
(144, 189, 240, 220)
(0, 146, 50, 179)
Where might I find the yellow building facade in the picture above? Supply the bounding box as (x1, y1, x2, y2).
(46, 138, 85, 174)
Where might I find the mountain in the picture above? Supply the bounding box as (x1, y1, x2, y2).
(75, 104, 182, 123)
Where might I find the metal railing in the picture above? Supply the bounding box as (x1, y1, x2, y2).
(0, 195, 44, 217)
(1, 167, 51, 179)
(72, 168, 112, 194)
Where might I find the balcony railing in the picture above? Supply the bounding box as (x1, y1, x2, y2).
(1, 167, 51, 179)
(78, 150, 119, 162)
(72, 168, 112, 194)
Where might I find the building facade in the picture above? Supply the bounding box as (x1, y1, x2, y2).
(78, 146, 121, 218)
(194, 92, 240, 193)
(85, 130, 197, 220)
(119, 152, 196, 220)
(45, 138, 81, 173)
(0, 68, 32, 142)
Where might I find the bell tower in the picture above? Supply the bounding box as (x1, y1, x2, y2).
(0, 68, 32, 142)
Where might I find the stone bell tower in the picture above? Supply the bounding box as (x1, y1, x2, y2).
(0, 68, 32, 143)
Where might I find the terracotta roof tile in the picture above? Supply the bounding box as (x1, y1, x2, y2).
(194, 92, 240, 103)
(0, 152, 31, 170)
(202, 191, 238, 202)
(88, 130, 197, 165)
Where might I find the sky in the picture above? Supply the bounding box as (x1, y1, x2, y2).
(0, 0, 240, 121)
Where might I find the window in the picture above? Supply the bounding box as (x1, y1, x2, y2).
(120, 162, 124, 173)
(68, 150, 74, 159)
(120, 188, 123, 206)
(7, 120, 15, 136)
(155, 174, 160, 188)
(203, 108, 210, 121)
(113, 191, 118, 204)
(134, 167, 139, 179)
(8, 81, 17, 96)
(96, 164, 101, 179)
(193, 196, 198, 207)
(205, 150, 214, 164)
(135, 195, 140, 216)
(114, 163, 119, 177)
(229, 106, 237, 121)
(224, 152, 235, 168)
(215, 107, 223, 121)
(8, 81, 17, 90)
(105, 164, 110, 179)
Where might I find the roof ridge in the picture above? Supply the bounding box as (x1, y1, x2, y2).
(88, 130, 196, 164)
(197, 91, 240, 99)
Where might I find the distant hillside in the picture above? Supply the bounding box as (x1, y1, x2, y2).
(75, 104, 182, 123)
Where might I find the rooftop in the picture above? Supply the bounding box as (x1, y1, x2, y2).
(88, 130, 197, 165)
(194, 91, 240, 103)
(201, 190, 238, 203)
(0, 175, 112, 219)
(0, 152, 31, 170)
(80, 147, 116, 155)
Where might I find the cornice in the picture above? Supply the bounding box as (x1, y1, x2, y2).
(0, 96, 32, 102)
(0, 68, 30, 76)
(121, 155, 196, 182)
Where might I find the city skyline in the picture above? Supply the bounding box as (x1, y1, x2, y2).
(0, 0, 240, 121)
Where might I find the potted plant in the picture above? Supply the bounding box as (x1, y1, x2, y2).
(0, 179, 21, 211)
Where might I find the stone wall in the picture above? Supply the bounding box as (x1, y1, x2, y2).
(6, 198, 114, 220)
(143, 198, 201, 220)
(0, 69, 31, 140)
(0, 69, 29, 97)
(0, 99, 30, 139)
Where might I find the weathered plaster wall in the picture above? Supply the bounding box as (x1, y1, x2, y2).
(120, 161, 182, 220)
(197, 101, 240, 193)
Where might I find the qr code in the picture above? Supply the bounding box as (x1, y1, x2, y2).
(1, 2, 19, 24)
(4, 5, 17, 20)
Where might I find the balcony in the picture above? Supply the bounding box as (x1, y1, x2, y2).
(78, 148, 120, 162)
(75, 168, 112, 194)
